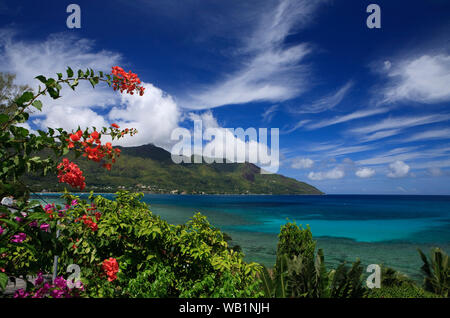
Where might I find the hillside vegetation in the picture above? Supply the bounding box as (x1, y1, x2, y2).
(25, 144, 323, 195)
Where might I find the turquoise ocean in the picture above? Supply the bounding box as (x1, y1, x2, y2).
(34, 193, 450, 283)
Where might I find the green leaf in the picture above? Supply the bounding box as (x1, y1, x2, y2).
(57, 73, 63, 80)
(67, 67, 74, 78)
(0, 113, 8, 124)
(35, 75, 47, 84)
(32, 100, 43, 111)
(16, 91, 34, 105)
(0, 272, 8, 291)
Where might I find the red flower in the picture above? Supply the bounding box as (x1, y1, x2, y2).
(111, 123, 120, 129)
(111, 66, 145, 96)
(102, 258, 119, 282)
(57, 159, 86, 190)
(90, 130, 100, 141)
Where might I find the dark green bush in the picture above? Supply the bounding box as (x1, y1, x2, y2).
(367, 285, 441, 298)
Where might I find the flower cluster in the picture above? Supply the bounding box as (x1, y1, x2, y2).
(102, 258, 119, 282)
(111, 66, 145, 96)
(66, 126, 134, 173)
(14, 272, 83, 298)
(57, 158, 86, 190)
(10, 232, 26, 243)
(75, 214, 98, 232)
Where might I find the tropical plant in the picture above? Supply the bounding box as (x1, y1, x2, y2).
(260, 254, 288, 298)
(328, 259, 366, 298)
(379, 265, 414, 288)
(418, 247, 449, 297)
(284, 248, 332, 298)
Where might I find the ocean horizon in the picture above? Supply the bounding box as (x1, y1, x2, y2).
(34, 193, 450, 283)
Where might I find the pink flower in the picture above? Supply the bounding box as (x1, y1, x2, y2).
(10, 232, 26, 243)
(14, 289, 30, 298)
(29, 220, 38, 227)
(35, 272, 44, 285)
(40, 223, 50, 232)
(0, 226, 4, 235)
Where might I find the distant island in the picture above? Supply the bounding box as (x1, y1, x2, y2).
(25, 144, 323, 195)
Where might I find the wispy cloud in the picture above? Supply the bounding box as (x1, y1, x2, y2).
(349, 114, 450, 135)
(282, 119, 311, 134)
(356, 146, 450, 166)
(306, 107, 389, 130)
(325, 145, 374, 157)
(261, 105, 279, 122)
(401, 128, 450, 142)
(182, 0, 324, 109)
(292, 81, 353, 114)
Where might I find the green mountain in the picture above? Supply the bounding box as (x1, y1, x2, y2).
(27, 144, 323, 195)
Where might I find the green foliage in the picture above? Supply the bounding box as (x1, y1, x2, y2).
(276, 222, 316, 263)
(328, 259, 367, 298)
(418, 247, 449, 297)
(367, 285, 441, 298)
(380, 265, 415, 288)
(0, 68, 114, 200)
(0, 72, 31, 116)
(53, 191, 263, 298)
(285, 248, 333, 298)
(260, 255, 289, 298)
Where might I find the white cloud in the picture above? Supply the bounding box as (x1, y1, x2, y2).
(382, 54, 450, 104)
(308, 167, 345, 181)
(291, 157, 314, 169)
(355, 167, 375, 178)
(181, 111, 279, 172)
(109, 83, 180, 148)
(183, 0, 324, 109)
(387, 160, 410, 178)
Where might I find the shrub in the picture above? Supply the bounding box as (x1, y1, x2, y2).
(367, 285, 441, 298)
(276, 222, 316, 261)
(54, 191, 263, 298)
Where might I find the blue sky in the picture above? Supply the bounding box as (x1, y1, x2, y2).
(1, 0, 450, 194)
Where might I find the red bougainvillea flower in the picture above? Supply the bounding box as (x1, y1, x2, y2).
(77, 215, 98, 232)
(111, 66, 145, 96)
(102, 258, 119, 282)
(57, 159, 86, 190)
(111, 123, 119, 129)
